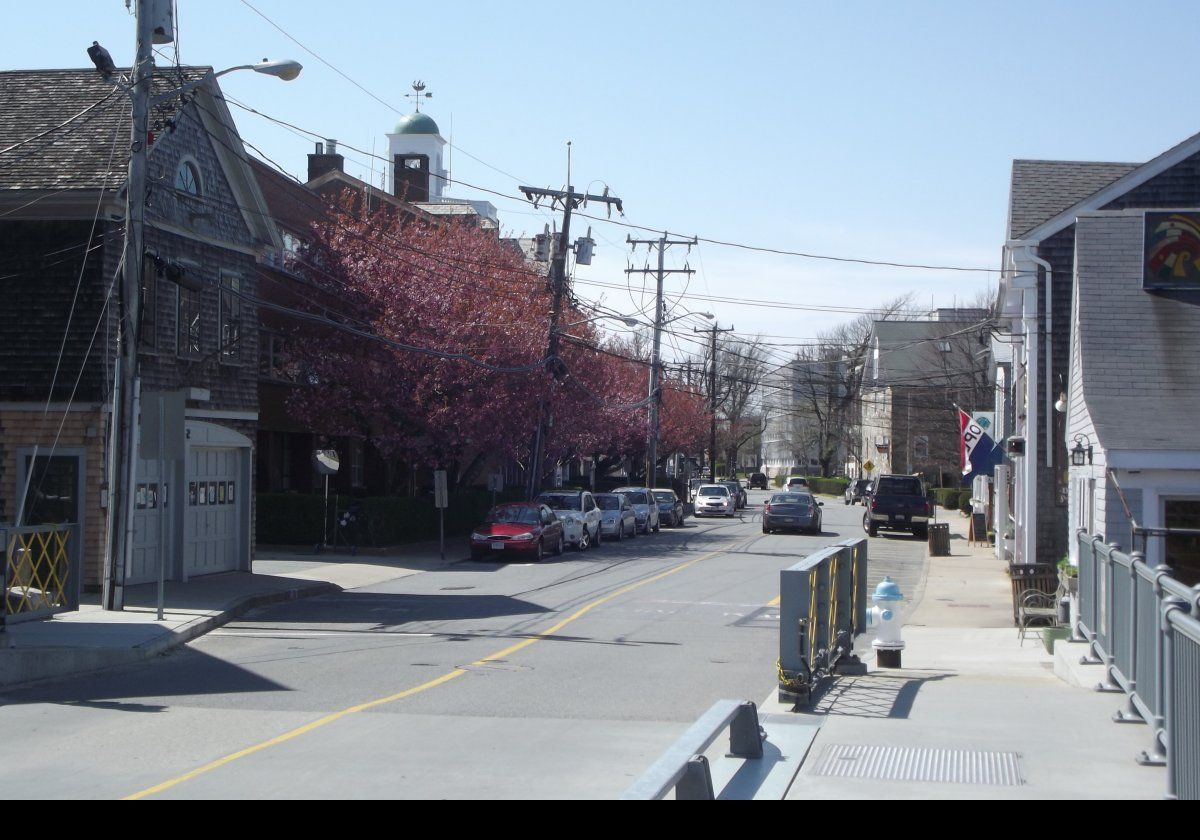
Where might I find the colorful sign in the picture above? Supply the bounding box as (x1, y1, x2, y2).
(1145, 212, 1200, 290)
(960, 409, 1001, 479)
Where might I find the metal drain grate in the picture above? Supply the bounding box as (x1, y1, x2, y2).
(810, 744, 1024, 786)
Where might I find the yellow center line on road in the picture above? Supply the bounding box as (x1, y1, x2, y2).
(125, 535, 756, 800)
(767, 595, 780, 607)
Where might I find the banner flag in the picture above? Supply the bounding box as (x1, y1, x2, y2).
(960, 409, 1000, 479)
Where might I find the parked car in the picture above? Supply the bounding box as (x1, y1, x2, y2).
(863, 474, 932, 539)
(536, 490, 603, 550)
(652, 488, 685, 527)
(470, 503, 565, 561)
(695, 483, 735, 517)
(844, 479, 872, 505)
(748, 472, 769, 490)
(720, 479, 747, 510)
(595, 492, 638, 540)
(762, 492, 823, 534)
(612, 486, 660, 534)
(785, 476, 810, 492)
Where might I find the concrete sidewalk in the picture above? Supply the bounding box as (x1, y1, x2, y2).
(0, 540, 461, 689)
(778, 508, 1167, 800)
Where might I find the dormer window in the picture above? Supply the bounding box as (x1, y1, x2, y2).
(175, 160, 201, 196)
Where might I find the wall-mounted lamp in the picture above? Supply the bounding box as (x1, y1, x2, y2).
(1070, 433, 1093, 467)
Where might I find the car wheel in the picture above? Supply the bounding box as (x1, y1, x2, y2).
(594, 523, 602, 547)
(913, 526, 928, 541)
(616, 522, 624, 541)
(865, 514, 878, 537)
(577, 528, 590, 551)
(762, 525, 771, 534)
(652, 519, 660, 533)
(534, 540, 544, 563)
(555, 534, 565, 556)
(845, 498, 850, 506)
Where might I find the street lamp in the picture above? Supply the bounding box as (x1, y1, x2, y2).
(560, 313, 640, 329)
(95, 9, 301, 611)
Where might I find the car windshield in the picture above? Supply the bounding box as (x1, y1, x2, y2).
(486, 506, 540, 525)
(875, 477, 923, 495)
(653, 491, 675, 503)
(855, 480, 871, 490)
(538, 494, 581, 511)
(595, 495, 621, 511)
(698, 486, 728, 497)
(622, 491, 648, 505)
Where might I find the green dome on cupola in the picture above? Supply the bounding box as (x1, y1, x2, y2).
(394, 112, 441, 136)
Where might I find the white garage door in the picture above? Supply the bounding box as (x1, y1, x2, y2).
(184, 446, 241, 576)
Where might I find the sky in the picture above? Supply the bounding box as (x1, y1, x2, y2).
(10, 1, 1200, 370)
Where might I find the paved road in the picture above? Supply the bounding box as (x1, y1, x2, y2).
(0, 490, 926, 799)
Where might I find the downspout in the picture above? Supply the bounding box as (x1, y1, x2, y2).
(1025, 245, 1054, 466)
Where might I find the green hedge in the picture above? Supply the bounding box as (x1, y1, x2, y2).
(257, 489, 525, 547)
(931, 488, 973, 510)
(768, 476, 850, 494)
(806, 477, 849, 496)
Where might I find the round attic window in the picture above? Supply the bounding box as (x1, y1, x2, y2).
(175, 160, 201, 196)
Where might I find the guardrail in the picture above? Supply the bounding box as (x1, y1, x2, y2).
(778, 537, 868, 705)
(2, 523, 81, 629)
(1077, 530, 1200, 800)
(620, 700, 765, 800)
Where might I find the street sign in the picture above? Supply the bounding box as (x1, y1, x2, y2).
(434, 470, 448, 508)
(863, 460, 875, 473)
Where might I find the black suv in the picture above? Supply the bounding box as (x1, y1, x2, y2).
(749, 472, 768, 490)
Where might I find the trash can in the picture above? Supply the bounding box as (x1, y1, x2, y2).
(927, 522, 950, 556)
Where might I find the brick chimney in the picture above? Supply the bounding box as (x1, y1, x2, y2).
(307, 139, 344, 182)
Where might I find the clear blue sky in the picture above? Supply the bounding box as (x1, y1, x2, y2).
(9, 1, 1198, 364)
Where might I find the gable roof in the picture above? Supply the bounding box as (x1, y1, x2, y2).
(0, 68, 143, 191)
(1011, 129, 1200, 244)
(1008, 159, 1137, 240)
(0, 67, 279, 247)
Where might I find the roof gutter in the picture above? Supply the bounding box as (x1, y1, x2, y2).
(1024, 244, 1054, 466)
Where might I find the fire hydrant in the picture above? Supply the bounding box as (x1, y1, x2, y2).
(867, 576, 905, 668)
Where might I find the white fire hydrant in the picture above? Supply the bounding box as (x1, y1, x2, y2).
(867, 576, 905, 668)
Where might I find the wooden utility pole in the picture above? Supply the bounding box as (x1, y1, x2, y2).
(625, 234, 695, 486)
(696, 324, 733, 483)
(519, 179, 622, 499)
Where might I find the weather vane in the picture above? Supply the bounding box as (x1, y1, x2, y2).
(406, 80, 433, 112)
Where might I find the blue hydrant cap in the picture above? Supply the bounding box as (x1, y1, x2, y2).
(873, 577, 904, 602)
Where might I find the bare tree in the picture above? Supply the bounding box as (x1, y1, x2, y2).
(790, 295, 916, 476)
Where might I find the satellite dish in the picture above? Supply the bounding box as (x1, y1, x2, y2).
(313, 449, 340, 475)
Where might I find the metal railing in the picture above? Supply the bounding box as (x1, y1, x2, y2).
(778, 538, 869, 704)
(1077, 530, 1200, 799)
(2, 523, 81, 629)
(621, 700, 765, 800)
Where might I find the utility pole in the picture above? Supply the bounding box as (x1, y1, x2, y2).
(519, 176, 622, 499)
(625, 234, 695, 486)
(104, 0, 155, 611)
(696, 323, 733, 483)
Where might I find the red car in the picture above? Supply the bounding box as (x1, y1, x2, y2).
(469, 503, 565, 562)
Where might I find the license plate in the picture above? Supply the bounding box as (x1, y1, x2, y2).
(891, 515, 905, 522)
(491, 542, 505, 550)
(783, 517, 796, 523)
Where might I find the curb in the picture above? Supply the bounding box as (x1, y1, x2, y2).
(0, 580, 341, 691)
